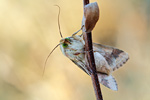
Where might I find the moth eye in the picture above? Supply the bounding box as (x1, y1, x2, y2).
(62, 43, 68, 48)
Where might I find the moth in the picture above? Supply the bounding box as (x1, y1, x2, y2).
(44, 6, 129, 91)
(45, 27, 129, 91)
(59, 29, 129, 91)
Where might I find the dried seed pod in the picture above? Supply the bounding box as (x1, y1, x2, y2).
(82, 2, 99, 33)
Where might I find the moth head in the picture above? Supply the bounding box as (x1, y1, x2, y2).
(60, 37, 72, 48)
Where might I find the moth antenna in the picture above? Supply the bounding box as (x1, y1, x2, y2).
(43, 44, 60, 77)
(54, 5, 63, 38)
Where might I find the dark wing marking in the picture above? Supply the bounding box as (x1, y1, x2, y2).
(93, 43, 129, 71)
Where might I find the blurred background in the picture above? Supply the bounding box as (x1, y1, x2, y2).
(0, 0, 150, 100)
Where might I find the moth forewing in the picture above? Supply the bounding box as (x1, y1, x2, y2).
(59, 35, 90, 75)
(93, 43, 129, 72)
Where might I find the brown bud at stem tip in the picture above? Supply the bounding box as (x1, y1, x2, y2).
(82, 2, 99, 33)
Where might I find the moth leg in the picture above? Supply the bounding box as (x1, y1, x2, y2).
(72, 25, 84, 36)
(79, 33, 83, 37)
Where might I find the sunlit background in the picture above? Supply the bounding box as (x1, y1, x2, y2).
(0, 0, 150, 100)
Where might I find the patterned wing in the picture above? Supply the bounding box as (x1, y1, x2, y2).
(93, 43, 129, 71)
(70, 59, 90, 75)
(98, 73, 118, 91)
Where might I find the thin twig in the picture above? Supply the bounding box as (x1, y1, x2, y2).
(83, 0, 103, 100)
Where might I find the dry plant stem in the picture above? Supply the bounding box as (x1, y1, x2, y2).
(83, 33, 103, 100)
(83, 0, 103, 100)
